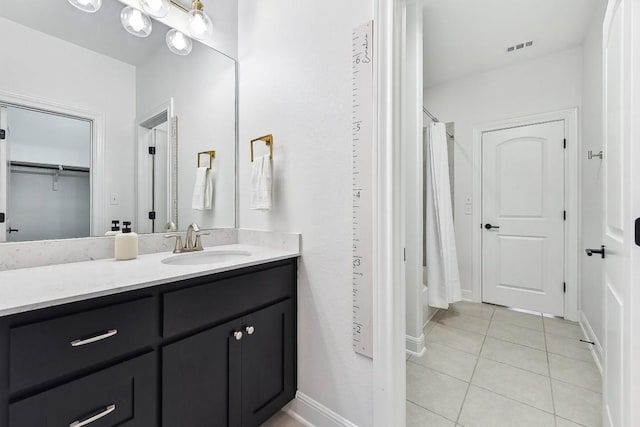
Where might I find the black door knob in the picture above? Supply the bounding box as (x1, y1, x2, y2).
(585, 245, 606, 259)
(484, 224, 500, 230)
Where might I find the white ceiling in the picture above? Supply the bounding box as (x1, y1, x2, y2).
(423, 0, 600, 88)
(0, 0, 171, 65)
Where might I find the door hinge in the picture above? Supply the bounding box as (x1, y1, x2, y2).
(403, 248, 406, 261)
(564, 210, 567, 221)
(0, 129, 5, 140)
(563, 138, 567, 149)
(563, 282, 566, 293)
(0, 213, 4, 223)
(148, 211, 156, 220)
(148, 146, 156, 155)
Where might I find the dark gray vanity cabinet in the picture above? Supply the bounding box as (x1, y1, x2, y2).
(162, 299, 295, 427)
(0, 258, 297, 427)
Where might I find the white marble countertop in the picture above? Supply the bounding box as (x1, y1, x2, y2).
(0, 244, 299, 317)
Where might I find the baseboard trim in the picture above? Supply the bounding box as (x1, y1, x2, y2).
(579, 310, 603, 375)
(405, 333, 425, 357)
(284, 391, 359, 427)
(461, 289, 473, 301)
(423, 307, 440, 329)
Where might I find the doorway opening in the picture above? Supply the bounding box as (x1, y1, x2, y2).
(0, 103, 92, 242)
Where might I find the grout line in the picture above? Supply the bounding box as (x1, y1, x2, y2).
(543, 314, 558, 427)
(432, 317, 490, 336)
(469, 382, 558, 418)
(406, 359, 471, 384)
(454, 306, 494, 424)
(476, 354, 549, 377)
(555, 415, 588, 427)
(423, 338, 481, 357)
(550, 377, 604, 395)
(405, 397, 459, 424)
(485, 333, 547, 352)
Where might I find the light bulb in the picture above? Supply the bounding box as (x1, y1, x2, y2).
(120, 6, 152, 38)
(139, 0, 170, 18)
(166, 29, 193, 56)
(188, 10, 213, 40)
(68, 0, 102, 13)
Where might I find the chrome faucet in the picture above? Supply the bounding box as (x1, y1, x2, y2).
(164, 223, 210, 253)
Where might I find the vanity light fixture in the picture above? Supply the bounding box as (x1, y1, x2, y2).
(187, 0, 213, 40)
(166, 29, 193, 55)
(140, 0, 170, 18)
(121, 6, 153, 38)
(68, 0, 102, 13)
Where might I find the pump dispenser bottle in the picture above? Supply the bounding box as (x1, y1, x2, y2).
(105, 220, 121, 236)
(114, 221, 138, 260)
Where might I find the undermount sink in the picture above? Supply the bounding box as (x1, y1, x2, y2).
(162, 250, 252, 266)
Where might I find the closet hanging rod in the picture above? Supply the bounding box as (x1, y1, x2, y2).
(10, 161, 89, 173)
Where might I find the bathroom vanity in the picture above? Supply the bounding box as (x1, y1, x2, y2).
(0, 244, 298, 427)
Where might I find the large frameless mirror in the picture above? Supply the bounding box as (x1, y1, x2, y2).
(0, 0, 237, 242)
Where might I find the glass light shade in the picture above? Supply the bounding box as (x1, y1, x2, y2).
(166, 29, 192, 56)
(120, 7, 153, 38)
(67, 0, 102, 13)
(139, 0, 170, 18)
(187, 10, 213, 40)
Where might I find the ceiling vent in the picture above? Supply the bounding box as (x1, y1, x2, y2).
(506, 41, 534, 53)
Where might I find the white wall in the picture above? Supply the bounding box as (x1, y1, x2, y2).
(8, 107, 91, 168)
(238, 0, 373, 425)
(580, 1, 607, 346)
(424, 47, 583, 296)
(137, 42, 236, 230)
(0, 17, 136, 233)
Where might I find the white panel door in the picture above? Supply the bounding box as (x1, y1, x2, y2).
(0, 106, 7, 243)
(482, 120, 565, 316)
(602, 0, 640, 425)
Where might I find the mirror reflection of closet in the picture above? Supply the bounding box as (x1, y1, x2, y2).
(1, 105, 91, 242)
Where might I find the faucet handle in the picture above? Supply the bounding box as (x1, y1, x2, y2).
(164, 234, 184, 253)
(194, 231, 210, 251)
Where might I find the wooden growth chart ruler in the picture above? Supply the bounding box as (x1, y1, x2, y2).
(352, 21, 374, 358)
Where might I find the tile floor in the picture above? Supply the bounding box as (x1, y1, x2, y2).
(407, 302, 602, 427)
(261, 411, 305, 427)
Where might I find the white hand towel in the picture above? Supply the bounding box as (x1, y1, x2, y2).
(192, 166, 213, 210)
(251, 155, 272, 211)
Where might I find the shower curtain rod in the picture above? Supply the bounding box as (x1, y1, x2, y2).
(423, 106, 440, 122)
(423, 107, 455, 139)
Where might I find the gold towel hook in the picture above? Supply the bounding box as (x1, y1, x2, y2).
(197, 150, 216, 169)
(250, 134, 273, 162)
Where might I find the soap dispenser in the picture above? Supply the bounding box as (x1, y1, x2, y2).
(115, 221, 138, 260)
(105, 220, 121, 236)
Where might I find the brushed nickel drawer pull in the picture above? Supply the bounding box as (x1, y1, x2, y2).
(70, 329, 118, 347)
(69, 404, 116, 427)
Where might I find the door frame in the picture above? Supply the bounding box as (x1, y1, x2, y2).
(471, 109, 579, 320)
(0, 89, 106, 237)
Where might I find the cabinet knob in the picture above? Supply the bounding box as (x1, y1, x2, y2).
(245, 326, 255, 335)
(233, 331, 243, 341)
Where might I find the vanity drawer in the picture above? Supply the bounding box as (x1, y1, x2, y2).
(9, 352, 156, 427)
(9, 297, 156, 392)
(163, 262, 295, 337)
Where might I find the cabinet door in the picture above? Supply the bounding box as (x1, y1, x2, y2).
(162, 319, 243, 427)
(241, 299, 296, 426)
